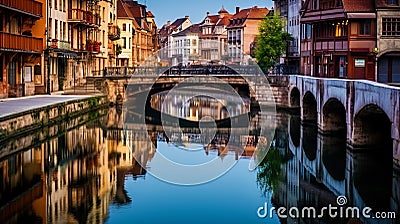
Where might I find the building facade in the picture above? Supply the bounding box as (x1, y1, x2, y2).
(273, 0, 302, 71)
(199, 7, 232, 62)
(227, 6, 269, 63)
(0, 0, 46, 98)
(116, 0, 158, 67)
(171, 24, 201, 65)
(300, 0, 376, 79)
(158, 16, 192, 65)
(376, 0, 400, 83)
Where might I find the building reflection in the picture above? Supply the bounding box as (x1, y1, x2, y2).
(1, 106, 398, 224)
(150, 90, 250, 122)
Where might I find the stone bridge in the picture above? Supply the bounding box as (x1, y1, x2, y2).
(285, 75, 400, 167)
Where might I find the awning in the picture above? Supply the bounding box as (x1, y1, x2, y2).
(347, 13, 376, 19)
(118, 53, 130, 59)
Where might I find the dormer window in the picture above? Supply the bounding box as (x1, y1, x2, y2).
(205, 19, 210, 24)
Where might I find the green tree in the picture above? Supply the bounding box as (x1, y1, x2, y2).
(255, 13, 291, 73)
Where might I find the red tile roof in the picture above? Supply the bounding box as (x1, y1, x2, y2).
(342, 0, 374, 12)
(227, 6, 269, 28)
(147, 11, 154, 18)
(216, 14, 233, 26)
(117, 0, 134, 18)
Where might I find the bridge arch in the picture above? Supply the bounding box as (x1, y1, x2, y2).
(322, 98, 346, 134)
(302, 91, 317, 124)
(289, 86, 300, 108)
(352, 104, 392, 149)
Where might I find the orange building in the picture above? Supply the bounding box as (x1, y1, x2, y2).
(0, 0, 46, 98)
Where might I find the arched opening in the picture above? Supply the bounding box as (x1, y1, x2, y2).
(322, 98, 346, 134)
(302, 91, 317, 124)
(352, 104, 392, 210)
(352, 104, 392, 148)
(290, 87, 300, 108)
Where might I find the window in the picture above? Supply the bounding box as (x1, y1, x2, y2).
(382, 18, 400, 36)
(24, 66, 32, 82)
(359, 21, 371, 35)
(387, 0, 398, 5)
(55, 20, 58, 39)
(63, 22, 66, 40)
(335, 22, 348, 37)
(54, 0, 57, 10)
(123, 37, 126, 48)
(122, 23, 126, 31)
(8, 59, 16, 85)
(192, 39, 197, 46)
(48, 18, 52, 38)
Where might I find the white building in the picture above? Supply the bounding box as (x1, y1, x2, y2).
(171, 24, 201, 66)
(158, 16, 192, 64)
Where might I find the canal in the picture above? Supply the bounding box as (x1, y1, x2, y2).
(0, 91, 398, 224)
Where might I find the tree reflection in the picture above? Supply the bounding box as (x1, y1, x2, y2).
(256, 146, 285, 195)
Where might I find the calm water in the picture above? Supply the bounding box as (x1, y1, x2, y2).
(0, 96, 399, 224)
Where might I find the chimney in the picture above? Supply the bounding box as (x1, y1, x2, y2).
(167, 20, 171, 26)
(236, 7, 240, 14)
(185, 15, 190, 19)
(206, 12, 210, 16)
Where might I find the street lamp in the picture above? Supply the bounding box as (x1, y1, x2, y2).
(373, 47, 379, 82)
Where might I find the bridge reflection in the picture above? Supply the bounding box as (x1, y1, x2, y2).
(0, 108, 398, 224)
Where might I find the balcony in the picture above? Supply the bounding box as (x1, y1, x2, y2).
(108, 24, 120, 41)
(68, 9, 101, 27)
(0, 0, 42, 17)
(0, 32, 43, 53)
(86, 41, 101, 54)
(48, 39, 71, 51)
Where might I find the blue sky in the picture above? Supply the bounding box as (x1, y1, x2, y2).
(140, 0, 274, 26)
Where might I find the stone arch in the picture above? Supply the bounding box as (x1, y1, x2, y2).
(352, 104, 393, 209)
(302, 91, 317, 124)
(352, 104, 392, 148)
(322, 98, 346, 134)
(289, 86, 300, 108)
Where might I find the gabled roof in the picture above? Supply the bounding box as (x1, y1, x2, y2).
(227, 6, 269, 28)
(117, 0, 134, 18)
(170, 18, 188, 29)
(147, 11, 155, 18)
(216, 14, 233, 26)
(172, 24, 201, 37)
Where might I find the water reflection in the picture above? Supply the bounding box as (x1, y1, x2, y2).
(0, 106, 398, 224)
(150, 89, 250, 121)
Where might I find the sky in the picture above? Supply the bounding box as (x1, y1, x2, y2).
(140, 0, 274, 26)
